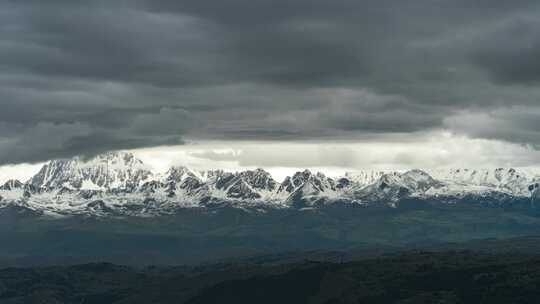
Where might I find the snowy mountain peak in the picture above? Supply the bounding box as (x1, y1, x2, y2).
(240, 168, 277, 191)
(344, 170, 389, 186)
(4, 152, 540, 217)
(351, 170, 445, 203)
(429, 168, 540, 196)
(28, 151, 152, 191)
(0, 179, 23, 191)
(163, 166, 200, 182)
(278, 169, 335, 195)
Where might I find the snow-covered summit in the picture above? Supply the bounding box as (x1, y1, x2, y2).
(28, 151, 152, 191)
(0, 179, 23, 191)
(2, 152, 540, 217)
(429, 168, 540, 196)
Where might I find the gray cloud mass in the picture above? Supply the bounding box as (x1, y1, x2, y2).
(1, 0, 540, 164)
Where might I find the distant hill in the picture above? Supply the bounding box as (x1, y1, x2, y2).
(3, 247, 540, 303)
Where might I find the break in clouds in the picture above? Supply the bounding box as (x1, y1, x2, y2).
(2, 0, 540, 165)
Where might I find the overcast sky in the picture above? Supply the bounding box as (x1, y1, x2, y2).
(2, 0, 540, 177)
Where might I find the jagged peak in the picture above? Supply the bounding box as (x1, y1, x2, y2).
(290, 169, 315, 183)
(164, 166, 200, 181)
(80, 151, 147, 169)
(372, 169, 440, 195)
(7, 164, 540, 216)
(316, 172, 326, 179)
(301, 169, 313, 175)
(28, 151, 152, 190)
(277, 169, 335, 194)
(240, 168, 277, 191)
(292, 169, 312, 177)
(37, 151, 147, 171)
(0, 179, 23, 190)
(240, 168, 274, 180)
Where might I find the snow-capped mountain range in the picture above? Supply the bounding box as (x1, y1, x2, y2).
(1, 151, 540, 217)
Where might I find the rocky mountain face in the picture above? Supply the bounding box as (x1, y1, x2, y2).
(429, 168, 537, 196)
(352, 170, 445, 205)
(29, 152, 153, 191)
(0, 179, 23, 191)
(1, 151, 540, 217)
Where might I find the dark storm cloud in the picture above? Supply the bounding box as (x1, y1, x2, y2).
(1, 0, 540, 164)
(470, 16, 540, 85)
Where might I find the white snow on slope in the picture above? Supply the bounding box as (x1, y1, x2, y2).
(1, 151, 540, 217)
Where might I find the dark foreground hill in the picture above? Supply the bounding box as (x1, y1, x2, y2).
(4, 202, 540, 267)
(2, 249, 540, 303)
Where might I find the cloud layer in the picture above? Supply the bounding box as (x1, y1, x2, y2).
(2, 0, 540, 164)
